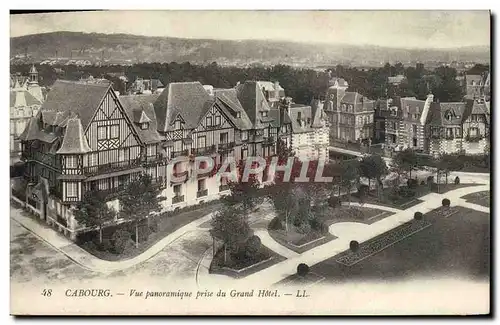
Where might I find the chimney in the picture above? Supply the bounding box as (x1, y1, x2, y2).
(274, 81, 280, 99)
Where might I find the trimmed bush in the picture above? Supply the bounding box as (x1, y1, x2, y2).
(454, 176, 460, 185)
(310, 218, 328, 233)
(112, 229, 132, 254)
(427, 176, 435, 184)
(245, 235, 261, 257)
(350, 240, 360, 252)
(297, 263, 310, 277)
(328, 196, 341, 208)
(442, 198, 451, 207)
(407, 179, 418, 189)
(268, 217, 284, 231)
(414, 212, 423, 221)
(420, 180, 426, 186)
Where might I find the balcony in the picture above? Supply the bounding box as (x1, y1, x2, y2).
(172, 195, 184, 204)
(445, 135, 455, 140)
(171, 149, 189, 158)
(219, 184, 230, 192)
(84, 184, 129, 201)
(83, 159, 142, 176)
(217, 142, 235, 152)
(171, 170, 189, 183)
(465, 135, 484, 143)
(192, 145, 217, 156)
(143, 154, 168, 166)
(196, 189, 208, 198)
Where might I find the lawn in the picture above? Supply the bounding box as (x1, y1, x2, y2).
(462, 191, 490, 208)
(318, 205, 392, 226)
(78, 201, 222, 261)
(287, 206, 489, 284)
(268, 228, 336, 254)
(344, 183, 479, 209)
(209, 245, 285, 279)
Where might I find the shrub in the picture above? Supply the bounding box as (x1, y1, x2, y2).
(309, 218, 328, 233)
(296, 221, 311, 234)
(407, 179, 418, 189)
(328, 196, 341, 208)
(442, 198, 451, 207)
(350, 240, 360, 252)
(112, 229, 132, 254)
(454, 176, 460, 185)
(268, 217, 283, 231)
(356, 184, 370, 198)
(149, 218, 159, 233)
(297, 263, 310, 277)
(414, 212, 423, 221)
(137, 223, 150, 243)
(426, 176, 435, 184)
(245, 235, 261, 257)
(420, 180, 426, 186)
(399, 187, 416, 198)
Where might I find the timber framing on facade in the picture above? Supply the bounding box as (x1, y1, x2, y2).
(17, 78, 330, 240)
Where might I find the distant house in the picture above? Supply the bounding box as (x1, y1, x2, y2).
(130, 78, 165, 94)
(388, 75, 406, 86)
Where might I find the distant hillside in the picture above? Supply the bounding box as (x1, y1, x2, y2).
(10, 31, 491, 66)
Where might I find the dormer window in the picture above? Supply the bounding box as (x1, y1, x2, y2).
(141, 122, 149, 130)
(236, 112, 241, 118)
(261, 111, 268, 117)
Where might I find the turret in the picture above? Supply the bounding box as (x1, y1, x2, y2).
(420, 94, 434, 126)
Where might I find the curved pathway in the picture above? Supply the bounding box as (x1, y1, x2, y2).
(11, 207, 216, 274)
(341, 202, 403, 214)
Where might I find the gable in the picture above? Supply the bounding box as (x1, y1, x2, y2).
(86, 88, 143, 151)
(195, 102, 232, 132)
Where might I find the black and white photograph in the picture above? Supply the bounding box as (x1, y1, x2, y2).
(8, 10, 491, 315)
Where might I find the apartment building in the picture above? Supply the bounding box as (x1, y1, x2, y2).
(10, 66, 44, 165)
(324, 78, 375, 143)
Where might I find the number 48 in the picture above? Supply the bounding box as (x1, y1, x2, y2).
(41, 289, 52, 297)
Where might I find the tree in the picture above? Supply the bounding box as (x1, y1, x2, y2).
(73, 191, 116, 244)
(359, 155, 388, 197)
(119, 173, 165, 248)
(210, 205, 252, 264)
(393, 149, 418, 179)
(339, 159, 360, 205)
(267, 183, 296, 232)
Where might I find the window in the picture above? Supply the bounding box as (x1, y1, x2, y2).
(413, 138, 417, 147)
(412, 125, 417, 134)
(297, 112, 302, 120)
(455, 128, 461, 137)
(198, 135, 206, 148)
(446, 128, 453, 136)
(241, 148, 248, 159)
(261, 111, 268, 117)
(236, 112, 241, 118)
(349, 105, 353, 112)
(469, 127, 479, 136)
(88, 153, 97, 166)
(264, 128, 269, 138)
(174, 120, 182, 129)
(141, 122, 149, 130)
(66, 156, 77, 168)
(110, 125, 119, 138)
(241, 131, 248, 141)
(97, 126, 107, 140)
(471, 115, 478, 122)
(174, 184, 182, 196)
(215, 115, 221, 126)
(307, 118, 311, 125)
(198, 179, 206, 191)
(118, 149, 126, 162)
(66, 182, 77, 198)
(147, 145, 155, 157)
(206, 116, 212, 126)
(220, 132, 228, 144)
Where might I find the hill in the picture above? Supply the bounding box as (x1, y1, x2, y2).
(10, 31, 491, 66)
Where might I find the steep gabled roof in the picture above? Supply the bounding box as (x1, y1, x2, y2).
(214, 89, 253, 131)
(40, 80, 111, 129)
(154, 82, 212, 132)
(440, 102, 466, 125)
(10, 89, 41, 108)
(236, 81, 272, 129)
(288, 104, 315, 134)
(56, 118, 91, 154)
(399, 97, 426, 114)
(120, 94, 163, 144)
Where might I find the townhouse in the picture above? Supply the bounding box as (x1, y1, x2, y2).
(323, 78, 375, 143)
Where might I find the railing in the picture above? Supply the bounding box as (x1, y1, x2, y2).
(83, 158, 142, 176)
(172, 195, 184, 204)
(144, 154, 167, 165)
(445, 135, 455, 140)
(217, 142, 235, 152)
(171, 150, 189, 158)
(192, 145, 217, 155)
(171, 170, 189, 183)
(219, 184, 230, 192)
(197, 189, 208, 198)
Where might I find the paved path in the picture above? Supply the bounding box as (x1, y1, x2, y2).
(341, 202, 402, 214)
(253, 229, 299, 259)
(11, 207, 216, 274)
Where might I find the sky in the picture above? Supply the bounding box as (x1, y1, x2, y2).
(10, 10, 491, 49)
